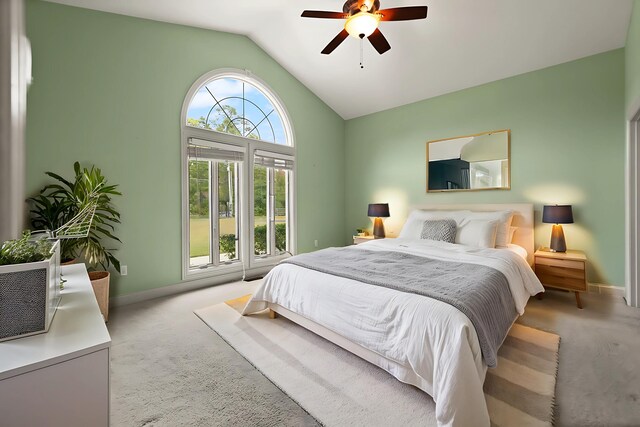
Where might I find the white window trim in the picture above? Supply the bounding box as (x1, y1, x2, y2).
(180, 69, 297, 281)
(626, 97, 640, 308)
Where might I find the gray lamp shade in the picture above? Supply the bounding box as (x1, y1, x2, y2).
(542, 205, 574, 224)
(367, 203, 390, 218)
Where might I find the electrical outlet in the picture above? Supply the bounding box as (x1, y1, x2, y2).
(314, 240, 318, 248)
(121, 265, 128, 276)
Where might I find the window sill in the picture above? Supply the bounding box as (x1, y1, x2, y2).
(183, 254, 291, 281)
(252, 253, 291, 267)
(185, 262, 245, 279)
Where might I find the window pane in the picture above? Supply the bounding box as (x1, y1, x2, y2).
(189, 160, 210, 267)
(219, 161, 239, 263)
(254, 165, 268, 256)
(270, 113, 286, 146)
(186, 77, 289, 146)
(186, 87, 214, 129)
(274, 169, 288, 255)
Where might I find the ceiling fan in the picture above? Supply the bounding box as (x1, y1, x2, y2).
(301, 0, 428, 55)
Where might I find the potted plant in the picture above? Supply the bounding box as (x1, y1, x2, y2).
(30, 162, 121, 322)
(0, 231, 61, 342)
(29, 193, 78, 264)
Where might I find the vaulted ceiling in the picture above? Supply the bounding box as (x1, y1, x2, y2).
(45, 0, 633, 119)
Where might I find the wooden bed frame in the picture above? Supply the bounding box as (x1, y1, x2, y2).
(266, 203, 535, 391)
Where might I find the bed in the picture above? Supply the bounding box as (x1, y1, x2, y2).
(242, 204, 544, 427)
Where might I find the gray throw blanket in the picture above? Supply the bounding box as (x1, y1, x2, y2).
(282, 247, 518, 368)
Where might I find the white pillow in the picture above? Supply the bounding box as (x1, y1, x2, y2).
(508, 226, 518, 244)
(455, 220, 499, 248)
(466, 210, 514, 247)
(399, 210, 472, 239)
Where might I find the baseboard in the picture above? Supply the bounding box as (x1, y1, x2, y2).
(110, 273, 625, 308)
(587, 283, 625, 298)
(110, 265, 273, 307)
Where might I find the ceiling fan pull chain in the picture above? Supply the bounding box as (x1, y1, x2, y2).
(359, 36, 364, 69)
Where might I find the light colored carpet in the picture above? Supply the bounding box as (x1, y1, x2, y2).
(108, 281, 318, 427)
(108, 282, 640, 427)
(195, 298, 559, 427)
(518, 289, 640, 427)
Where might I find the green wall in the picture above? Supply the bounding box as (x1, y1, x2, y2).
(628, 0, 640, 112)
(25, 0, 631, 294)
(345, 49, 626, 286)
(25, 1, 345, 297)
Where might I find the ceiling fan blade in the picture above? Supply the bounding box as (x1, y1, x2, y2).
(378, 6, 428, 21)
(368, 28, 391, 54)
(321, 29, 349, 55)
(301, 10, 347, 19)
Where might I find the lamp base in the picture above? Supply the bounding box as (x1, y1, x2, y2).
(373, 217, 386, 239)
(550, 224, 567, 252)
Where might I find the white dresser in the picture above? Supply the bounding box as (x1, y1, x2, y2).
(0, 264, 111, 427)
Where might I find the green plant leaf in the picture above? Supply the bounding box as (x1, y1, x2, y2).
(44, 172, 73, 188)
(29, 162, 122, 270)
(0, 231, 54, 266)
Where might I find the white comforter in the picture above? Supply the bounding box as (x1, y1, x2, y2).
(243, 238, 544, 427)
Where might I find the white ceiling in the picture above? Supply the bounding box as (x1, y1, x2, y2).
(44, 0, 633, 119)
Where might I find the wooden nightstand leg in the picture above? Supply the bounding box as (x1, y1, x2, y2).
(575, 292, 583, 309)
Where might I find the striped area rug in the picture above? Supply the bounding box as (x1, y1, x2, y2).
(198, 296, 560, 427)
(485, 323, 560, 427)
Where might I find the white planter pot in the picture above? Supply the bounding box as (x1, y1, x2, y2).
(0, 241, 61, 342)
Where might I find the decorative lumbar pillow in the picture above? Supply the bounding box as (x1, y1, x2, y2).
(420, 219, 457, 243)
(455, 220, 499, 248)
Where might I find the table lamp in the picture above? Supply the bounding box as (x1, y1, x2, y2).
(542, 205, 573, 252)
(368, 203, 390, 238)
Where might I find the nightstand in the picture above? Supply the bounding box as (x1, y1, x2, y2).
(353, 235, 377, 245)
(534, 248, 587, 309)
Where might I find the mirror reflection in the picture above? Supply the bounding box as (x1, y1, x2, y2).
(426, 130, 510, 192)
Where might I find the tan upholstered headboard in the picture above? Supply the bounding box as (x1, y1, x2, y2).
(408, 203, 535, 265)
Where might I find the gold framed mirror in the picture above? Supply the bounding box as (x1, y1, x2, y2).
(426, 129, 511, 193)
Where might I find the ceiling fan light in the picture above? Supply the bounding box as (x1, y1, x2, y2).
(344, 12, 380, 39)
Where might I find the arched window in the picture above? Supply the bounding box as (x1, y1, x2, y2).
(186, 77, 289, 145)
(181, 69, 295, 279)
